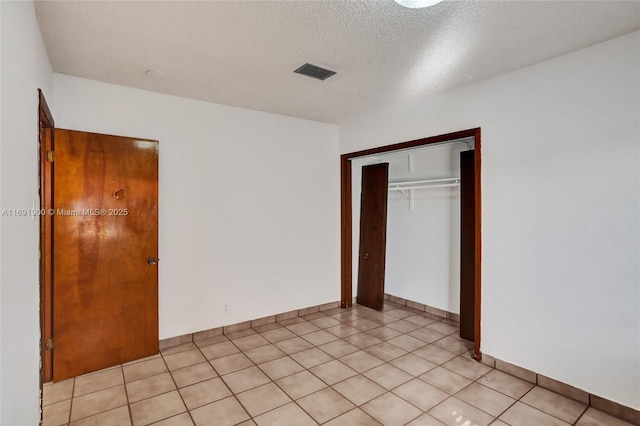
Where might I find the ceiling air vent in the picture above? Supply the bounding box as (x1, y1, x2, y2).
(294, 63, 336, 81)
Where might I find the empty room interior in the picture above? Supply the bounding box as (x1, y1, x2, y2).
(1, 1, 639, 425)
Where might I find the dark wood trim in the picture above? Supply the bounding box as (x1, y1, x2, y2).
(38, 89, 54, 391)
(473, 130, 482, 360)
(340, 127, 482, 359)
(340, 155, 352, 308)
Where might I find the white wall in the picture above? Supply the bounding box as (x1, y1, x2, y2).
(53, 74, 340, 340)
(0, 1, 54, 424)
(340, 32, 640, 410)
(351, 143, 466, 313)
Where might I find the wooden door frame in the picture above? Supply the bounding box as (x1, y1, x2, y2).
(38, 89, 54, 386)
(340, 127, 482, 359)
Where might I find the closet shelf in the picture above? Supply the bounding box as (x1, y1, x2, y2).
(388, 177, 460, 211)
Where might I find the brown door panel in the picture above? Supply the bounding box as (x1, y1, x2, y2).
(459, 150, 475, 341)
(357, 163, 389, 311)
(53, 129, 159, 381)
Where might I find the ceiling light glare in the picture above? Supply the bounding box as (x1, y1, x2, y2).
(394, 0, 444, 8)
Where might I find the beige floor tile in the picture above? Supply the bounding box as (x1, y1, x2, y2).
(278, 316, 306, 326)
(432, 336, 474, 355)
(339, 350, 384, 373)
(232, 334, 270, 351)
(318, 340, 359, 358)
(348, 318, 382, 332)
(310, 316, 341, 329)
(252, 322, 282, 333)
(161, 343, 197, 356)
(130, 390, 186, 426)
(126, 372, 176, 403)
(455, 382, 515, 416)
(253, 402, 317, 426)
(363, 364, 413, 390)
(409, 328, 447, 344)
(521, 386, 587, 423)
(244, 344, 286, 364)
(364, 341, 408, 362)
(150, 412, 194, 426)
(442, 356, 493, 380)
(43, 379, 74, 406)
(179, 377, 232, 410)
(69, 406, 130, 426)
(499, 401, 570, 426)
(285, 321, 321, 335)
(362, 392, 422, 426)
(74, 367, 124, 397)
(237, 420, 256, 426)
(390, 353, 437, 376)
(310, 359, 358, 385)
(405, 413, 447, 425)
(190, 396, 250, 426)
(221, 366, 270, 393)
(412, 345, 457, 365)
(420, 367, 472, 395)
(199, 341, 239, 360)
(171, 362, 217, 388)
(366, 326, 403, 341)
(259, 327, 296, 343)
(257, 356, 304, 380)
(329, 311, 360, 323)
(426, 322, 459, 335)
(193, 335, 228, 348)
(163, 349, 207, 371)
(429, 397, 495, 426)
(326, 324, 361, 338)
(404, 315, 438, 327)
(386, 320, 422, 333)
(332, 374, 386, 405)
(70, 385, 128, 422)
(301, 330, 339, 345)
(476, 369, 534, 399)
(297, 387, 355, 423)
(344, 333, 383, 349)
(393, 379, 448, 411)
(384, 309, 414, 319)
(323, 408, 382, 426)
(289, 347, 333, 368)
(276, 370, 327, 399)
(43, 399, 71, 426)
(210, 353, 254, 375)
(301, 312, 325, 321)
(576, 407, 637, 426)
(123, 358, 168, 383)
(236, 382, 291, 416)
(224, 328, 256, 340)
(388, 335, 428, 352)
(274, 336, 314, 354)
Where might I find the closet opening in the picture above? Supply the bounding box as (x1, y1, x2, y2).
(340, 128, 482, 360)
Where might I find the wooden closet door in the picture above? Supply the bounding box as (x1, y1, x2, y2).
(357, 163, 389, 311)
(53, 129, 159, 381)
(460, 150, 476, 341)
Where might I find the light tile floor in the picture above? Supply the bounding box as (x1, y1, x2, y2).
(43, 302, 637, 426)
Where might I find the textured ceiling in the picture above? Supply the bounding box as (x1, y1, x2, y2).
(35, 1, 640, 124)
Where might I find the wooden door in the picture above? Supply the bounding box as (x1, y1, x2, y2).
(52, 129, 159, 381)
(357, 163, 389, 311)
(459, 150, 475, 341)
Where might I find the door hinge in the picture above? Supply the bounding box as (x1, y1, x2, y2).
(46, 151, 54, 163)
(45, 338, 54, 351)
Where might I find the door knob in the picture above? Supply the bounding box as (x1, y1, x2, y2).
(147, 257, 157, 265)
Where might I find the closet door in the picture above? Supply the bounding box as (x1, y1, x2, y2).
(460, 150, 476, 341)
(357, 163, 389, 311)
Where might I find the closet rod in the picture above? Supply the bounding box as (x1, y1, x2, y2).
(388, 177, 460, 190)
